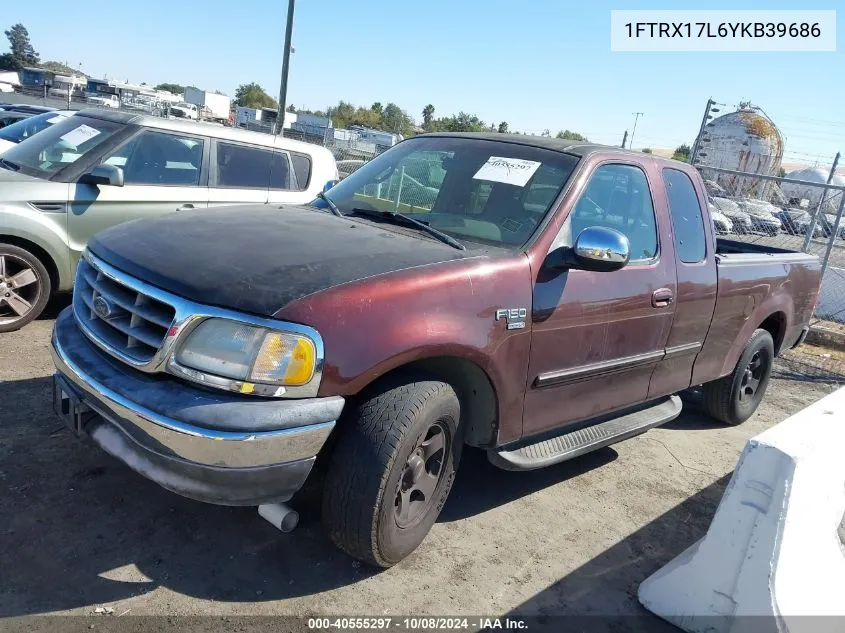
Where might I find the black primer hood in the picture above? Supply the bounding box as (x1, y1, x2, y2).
(88, 204, 470, 317)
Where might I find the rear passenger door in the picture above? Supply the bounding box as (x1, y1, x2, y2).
(648, 167, 718, 398)
(209, 141, 296, 207)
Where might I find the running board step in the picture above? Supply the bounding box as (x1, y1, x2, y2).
(488, 395, 682, 471)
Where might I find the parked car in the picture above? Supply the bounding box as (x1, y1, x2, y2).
(0, 103, 56, 115)
(49, 133, 821, 567)
(87, 93, 120, 108)
(738, 199, 782, 236)
(777, 207, 824, 238)
(0, 108, 338, 331)
(0, 110, 30, 130)
(169, 102, 199, 120)
(0, 110, 74, 154)
(819, 213, 845, 239)
(708, 202, 733, 234)
(711, 196, 752, 234)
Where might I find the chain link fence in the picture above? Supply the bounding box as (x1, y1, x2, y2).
(698, 165, 845, 382)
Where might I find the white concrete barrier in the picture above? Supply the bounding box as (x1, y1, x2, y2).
(639, 386, 845, 633)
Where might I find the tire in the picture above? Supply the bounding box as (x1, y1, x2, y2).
(0, 244, 51, 333)
(322, 373, 462, 568)
(702, 329, 774, 426)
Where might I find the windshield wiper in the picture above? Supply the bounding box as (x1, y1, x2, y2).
(0, 157, 20, 171)
(316, 191, 343, 217)
(349, 208, 465, 250)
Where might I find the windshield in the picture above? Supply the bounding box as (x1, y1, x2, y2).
(0, 111, 70, 144)
(0, 115, 124, 179)
(319, 136, 579, 248)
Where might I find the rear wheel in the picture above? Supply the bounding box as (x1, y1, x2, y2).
(321, 373, 462, 568)
(702, 328, 774, 425)
(0, 244, 51, 333)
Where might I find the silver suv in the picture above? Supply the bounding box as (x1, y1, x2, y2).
(0, 109, 338, 332)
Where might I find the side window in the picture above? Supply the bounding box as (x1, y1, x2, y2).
(569, 163, 658, 261)
(290, 152, 311, 190)
(663, 168, 706, 263)
(103, 130, 203, 186)
(216, 142, 289, 189)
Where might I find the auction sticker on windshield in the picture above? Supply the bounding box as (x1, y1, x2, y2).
(60, 124, 101, 147)
(473, 157, 541, 187)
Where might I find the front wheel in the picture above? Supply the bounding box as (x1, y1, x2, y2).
(702, 328, 774, 425)
(322, 373, 462, 568)
(0, 244, 51, 333)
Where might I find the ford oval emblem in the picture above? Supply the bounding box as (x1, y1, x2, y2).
(93, 295, 113, 319)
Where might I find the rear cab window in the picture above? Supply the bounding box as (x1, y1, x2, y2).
(663, 168, 707, 263)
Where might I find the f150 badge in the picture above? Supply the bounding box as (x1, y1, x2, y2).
(495, 307, 527, 330)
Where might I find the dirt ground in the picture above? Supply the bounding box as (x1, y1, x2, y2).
(1, 299, 841, 631)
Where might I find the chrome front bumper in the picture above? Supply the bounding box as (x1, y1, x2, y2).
(51, 308, 344, 505)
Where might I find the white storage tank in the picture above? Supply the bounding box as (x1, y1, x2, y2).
(695, 103, 784, 199)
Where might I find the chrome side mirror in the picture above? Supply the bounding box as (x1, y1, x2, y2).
(545, 226, 630, 273)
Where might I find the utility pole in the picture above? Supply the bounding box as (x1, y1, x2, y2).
(274, 0, 296, 136)
(802, 151, 841, 251)
(629, 112, 643, 150)
(621, 130, 628, 149)
(690, 98, 721, 165)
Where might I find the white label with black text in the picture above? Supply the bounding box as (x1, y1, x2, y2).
(473, 157, 541, 187)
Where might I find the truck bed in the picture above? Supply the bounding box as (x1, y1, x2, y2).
(715, 238, 818, 265)
(690, 238, 822, 386)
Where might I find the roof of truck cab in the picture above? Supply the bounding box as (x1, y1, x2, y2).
(73, 108, 331, 156)
(416, 132, 680, 163)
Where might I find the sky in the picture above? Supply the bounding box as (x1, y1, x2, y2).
(4, 1, 843, 167)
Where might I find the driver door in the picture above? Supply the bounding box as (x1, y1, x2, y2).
(522, 161, 677, 438)
(67, 129, 209, 268)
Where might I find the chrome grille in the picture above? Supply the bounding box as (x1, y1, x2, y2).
(73, 256, 176, 364)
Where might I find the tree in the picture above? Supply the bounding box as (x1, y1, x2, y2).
(383, 102, 412, 135)
(40, 60, 77, 74)
(641, 148, 653, 154)
(0, 54, 21, 71)
(432, 111, 487, 133)
(556, 129, 588, 141)
(778, 167, 786, 178)
(371, 102, 383, 114)
(672, 143, 691, 162)
(154, 83, 184, 94)
(422, 104, 435, 130)
(5, 24, 39, 66)
(497, 121, 509, 134)
(234, 82, 278, 109)
(541, 129, 551, 138)
(286, 103, 296, 113)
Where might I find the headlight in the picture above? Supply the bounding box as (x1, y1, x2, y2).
(175, 318, 317, 386)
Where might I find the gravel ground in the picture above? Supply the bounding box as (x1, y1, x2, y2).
(0, 299, 840, 631)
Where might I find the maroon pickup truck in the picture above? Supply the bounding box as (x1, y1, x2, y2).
(50, 133, 821, 568)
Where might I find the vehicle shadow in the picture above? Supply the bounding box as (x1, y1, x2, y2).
(38, 293, 72, 321)
(441, 446, 617, 522)
(503, 474, 732, 631)
(0, 375, 615, 616)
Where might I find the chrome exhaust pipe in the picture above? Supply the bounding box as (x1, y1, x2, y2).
(258, 502, 299, 533)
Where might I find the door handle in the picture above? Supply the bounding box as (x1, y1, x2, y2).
(652, 288, 674, 308)
(176, 204, 194, 211)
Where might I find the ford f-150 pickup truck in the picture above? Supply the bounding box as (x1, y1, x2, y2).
(50, 133, 822, 568)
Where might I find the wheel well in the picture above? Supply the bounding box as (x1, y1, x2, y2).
(342, 357, 500, 448)
(0, 235, 60, 291)
(758, 312, 787, 355)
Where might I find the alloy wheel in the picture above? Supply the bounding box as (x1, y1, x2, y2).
(0, 254, 41, 327)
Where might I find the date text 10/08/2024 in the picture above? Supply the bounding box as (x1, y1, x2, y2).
(307, 618, 528, 630)
(624, 22, 821, 38)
